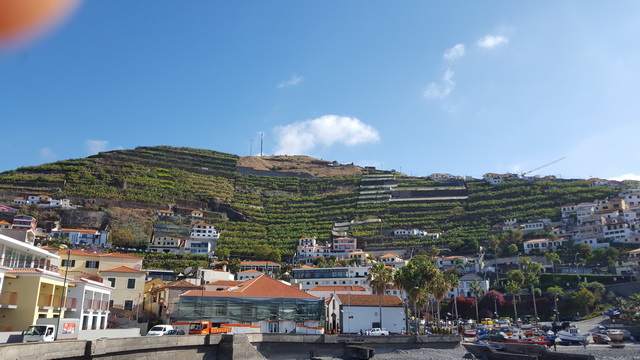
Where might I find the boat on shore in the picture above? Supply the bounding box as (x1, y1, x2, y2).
(556, 326, 587, 344)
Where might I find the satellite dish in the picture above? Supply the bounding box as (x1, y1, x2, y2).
(183, 267, 193, 276)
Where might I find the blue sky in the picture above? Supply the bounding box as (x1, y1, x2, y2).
(2, 1, 639, 180)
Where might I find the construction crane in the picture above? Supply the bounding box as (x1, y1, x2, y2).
(521, 157, 566, 178)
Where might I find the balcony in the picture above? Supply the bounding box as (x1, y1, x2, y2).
(38, 294, 77, 310)
(0, 291, 18, 309)
(83, 299, 109, 312)
(0, 257, 59, 273)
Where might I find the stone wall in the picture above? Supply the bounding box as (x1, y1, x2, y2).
(0, 333, 461, 360)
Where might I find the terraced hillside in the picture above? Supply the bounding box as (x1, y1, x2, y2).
(0, 146, 619, 258)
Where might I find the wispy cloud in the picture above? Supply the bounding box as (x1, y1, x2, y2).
(39, 147, 57, 161)
(277, 74, 303, 89)
(423, 69, 455, 99)
(85, 140, 108, 155)
(443, 44, 465, 61)
(477, 35, 509, 48)
(610, 173, 640, 181)
(274, 115, 380, 155)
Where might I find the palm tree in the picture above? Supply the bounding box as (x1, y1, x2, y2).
(544, 252, 562, 273)
(447, 273, 461, 322)
(506, 280, 522, 322)
(368, 263, 394, 328)
(469, 279, 483, 323)
(431, 272, 449, 322)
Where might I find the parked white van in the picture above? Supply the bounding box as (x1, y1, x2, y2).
(147, 324, 174, 336)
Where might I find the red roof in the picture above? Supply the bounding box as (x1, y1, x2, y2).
(183, 275, 316, 299)
(100, 266, 145, 273)
(205, 280, 244, 287)
(157, 280, 201, 289)
(336, 294, 403, 307)
(239, 269, 262, 273)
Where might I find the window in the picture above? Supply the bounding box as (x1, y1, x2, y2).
(107, 278, 116, 287)
(127, 279, 136, 289)
(109, 300, 114, 308)
(85, 261, 99, 269)
(124, 300, 133, 311)
(61, 259, 75, 267)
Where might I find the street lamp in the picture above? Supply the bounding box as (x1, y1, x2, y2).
(57, 244, 71, 336)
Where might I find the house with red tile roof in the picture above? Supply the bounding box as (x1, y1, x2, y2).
(176, 275, 324, 334)
(50, 227, 109, 247)
(100, 266, 145, 312)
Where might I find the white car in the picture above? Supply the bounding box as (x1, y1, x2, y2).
(369, 328, 390, 336)
(147, 324, 174, 336)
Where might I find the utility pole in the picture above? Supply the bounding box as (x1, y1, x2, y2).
(250, 139, 253, 156)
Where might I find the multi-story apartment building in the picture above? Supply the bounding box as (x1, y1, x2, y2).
(291, 266, 370, 291)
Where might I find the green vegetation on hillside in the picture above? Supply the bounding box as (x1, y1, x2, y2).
(0, 146, 619, 257)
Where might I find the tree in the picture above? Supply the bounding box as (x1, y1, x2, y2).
(447, 273, 461, 321)
(574, 243, 592, 263)
(503, 230, 524, 247)
(573, 287, 595, 315)
(505, 244, 519, 258)
(546, 286, 564, 299)
(506, 280, 522, 321)
(368, 263, 395, 328)
(216, 247, 230, 260)
(110, 229, 137, 248)
(589, 247, 620, 266)
(394, 258, 439, 332)
(431, 272, 449, 322)
(225, 257, 242, 274)
(582, 282, 606, 304)
(469, 279, 483, 322)
(488, 236, 501, 258)
(544, 252, 562, 273)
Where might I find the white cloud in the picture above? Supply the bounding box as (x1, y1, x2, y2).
(610, 173, 640, 181)
(423, 69, 455, 99)
(277, 75, 303, 89)
(39, 147, 57, 161)
(274, 115, 380, 155)
(443, 44, 465, 61)
(477, 35, 509, 48)
(85, 140, 109, 155)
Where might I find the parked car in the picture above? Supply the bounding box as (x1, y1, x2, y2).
(147, 325, 174, 336)
(368, 328, 390, 336)
(165, 329, 185, 335)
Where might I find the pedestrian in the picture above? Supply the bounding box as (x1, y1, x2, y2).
(553, 341, 557, 351)
(582, 339, 587, 349)
(359, 329, 363, 336)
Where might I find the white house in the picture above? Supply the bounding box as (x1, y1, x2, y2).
(377, 253, 407, 269)
(236, 269, 263, 281)
(329, 293, 405, 334)
(523, 238, 567, 254)
(454, 273, 489, 298)
(292, 266, 370, 291)
(66, 278, 112, 330)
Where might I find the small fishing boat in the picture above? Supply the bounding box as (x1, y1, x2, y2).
(557, 326, 587, 344)
(591, 332, 611, 344)
(596, 326, 624, 342)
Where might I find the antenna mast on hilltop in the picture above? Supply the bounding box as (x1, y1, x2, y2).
(250, 139, 253, 156)
(260, 132, 264, 157)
